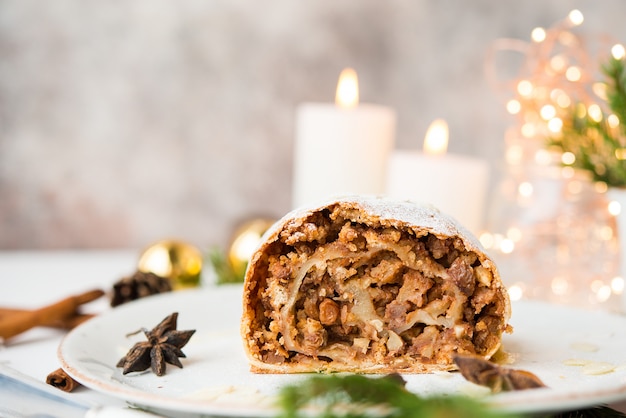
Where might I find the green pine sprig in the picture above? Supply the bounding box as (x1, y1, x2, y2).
(275, 374, 626, 418)
(604, 57, 626, 126)
(207, 246, 245, 284)
(276, 374, 518, 418)
(548, 55, 626, 187)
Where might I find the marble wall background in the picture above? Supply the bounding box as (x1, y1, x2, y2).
(1, 0, 626, 250)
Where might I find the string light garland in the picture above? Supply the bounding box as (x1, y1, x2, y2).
(482, 10, 625, 310)
(487, 9, 626, 187)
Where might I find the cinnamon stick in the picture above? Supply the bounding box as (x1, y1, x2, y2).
(0, 308, 94, 329)
(0, 289, 104, 340)
(46, 368, 81, 392)
(57, 312, 95, 329)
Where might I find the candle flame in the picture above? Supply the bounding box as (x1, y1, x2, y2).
(335, 68, 359, 108)
(423, 119, 448, 155)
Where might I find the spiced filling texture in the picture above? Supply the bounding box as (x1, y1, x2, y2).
(242, 201, 510, 373)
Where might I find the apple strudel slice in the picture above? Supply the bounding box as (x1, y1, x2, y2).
(241, 196, 511, 373)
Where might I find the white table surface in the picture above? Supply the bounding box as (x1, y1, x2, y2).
(0, 250, 142, 415)
(1, 250, 625, 416)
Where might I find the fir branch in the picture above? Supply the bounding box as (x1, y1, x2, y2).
(547, 54, 626, 187)
(276, 374, 518, 418)
(207, 246, 245, 284)
(276, 374, 626, 418)
(603, 57, 626, 128)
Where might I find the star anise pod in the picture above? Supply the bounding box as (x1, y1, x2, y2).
(116, 312, 195, 376)
(453, 353, 546, 393)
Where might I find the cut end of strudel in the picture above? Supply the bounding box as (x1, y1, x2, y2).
(241, 196, 511, 374)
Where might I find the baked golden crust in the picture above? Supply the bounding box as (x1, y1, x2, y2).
(241, 196, 511, 374)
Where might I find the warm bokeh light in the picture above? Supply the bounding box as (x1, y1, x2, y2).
(518, 182, 534, 197)
(508, 284, 523, 301)
(612, 44, 626, 60)
(561, 166, 575, 178)
(517, 80, 534, 97)
(507, 227, 523, 242)
(550, 55, 567, 73)
(521, 122, 536, 138)
(540, 104, 556, 120)
(500, 239, 515, 254)
(561, 151, 576, 165)
(568, 9, 584, 26)
(611, 277, 625, 294)
(506, 99, 521, 114)
(535, 149, 553, 165)
(505, 144, 524, 165)
(567, 179, 583, 195)
(551, 276, 569, 295)
(594, 181, 608, 193)
(565, 66, 582, 82)
(595, 284, 612, 302)
(599, 225, 614, 241)
(479, 232, 495, 249)
(531, 27, 546, 42)
(592, 82, 607, 101)
(547, 117, 563, 133)
(608, 200, 621, 216)
(551, 88, 571, 107)
(588, 104, 603, 122)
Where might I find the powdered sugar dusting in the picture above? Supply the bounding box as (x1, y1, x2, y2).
(257, 195, 484, 254)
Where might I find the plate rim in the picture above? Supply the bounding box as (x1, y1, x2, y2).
(58, 285, 274, 416)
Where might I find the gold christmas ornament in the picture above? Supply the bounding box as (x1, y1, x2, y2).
(228, 219, 275, 280)
(138, 240, 203, 289)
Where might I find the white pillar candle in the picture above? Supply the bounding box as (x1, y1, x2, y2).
(385, 119, 489, 235)
(292, 68, 396, 209)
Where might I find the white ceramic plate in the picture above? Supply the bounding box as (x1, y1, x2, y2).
(59, 285, 626, 417)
